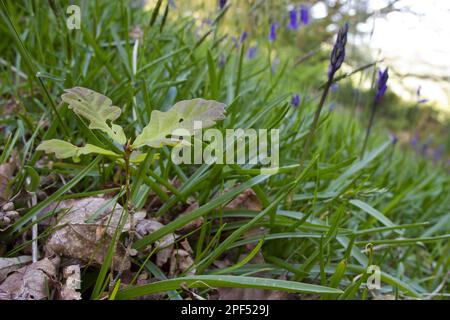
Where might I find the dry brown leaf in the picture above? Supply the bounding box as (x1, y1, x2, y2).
(59, 264, 81, 300)
(179, 238, 193, 254)
(0, 202, 20, 231)
(0, 257, 59, 300)
(176, 202, 203, 234)
(225, 188, 262, 211)
(44, 197, 131, 271)
(0, 256, 32, 282)
(0, 153, 17, 203)
(169, 249, 195, 276)
(1, 99, 21, 117)
(135, 218, 178, 267)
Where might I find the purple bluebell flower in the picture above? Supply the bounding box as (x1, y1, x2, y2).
(246, 46, 257, 59)
(300, 5, 309, 25)
(375, 68, 389, 104)
(329, 102, 336, 111)
(269, 22, 277, 42)
(330, 82, 339, 92)
(289, 8, 299, 30)
(218, 0, 227, 10)
(328, 22, 349, 81)
(168, 0, 176, 9)
(411, 134, 418, 148)
(240, 31, 248, 43)
(231, 36, 238, 49)
(389, 133, 398, 145)
(291, 94, 300, 107)
(433, 145, 444, 162)
(199, 18, 213, 31)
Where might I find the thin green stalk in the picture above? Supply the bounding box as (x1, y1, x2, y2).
(361, 100, 377, 157)
(300, 78, 333, 166)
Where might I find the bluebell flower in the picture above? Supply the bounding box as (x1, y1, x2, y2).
(328, 22, 349, 81)
(219, 0, 227, 10)
(300, 5, 309, 25)
(291, 94, 300, 107)
(269, 22, 277, 42)
(289, 8, 299, 30)
(375, 68, 389, 104)
(330, 82, 339, 92)
(246, 46, 257, 59)
(240, 31, 248, 43)
(199, 18, 213, 31)
(411, 134, 418, 148)
(433, 145, 444, 162)
(328, 102, 336, 111)
(389, 133, 398, 145)
(231, 36, 238, 49)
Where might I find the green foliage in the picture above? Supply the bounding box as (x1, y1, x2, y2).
(36, 139, 119, 162)
(38, 88, 226, 161)
(61, 87, 127, 145)
(132, 98, 226, 148)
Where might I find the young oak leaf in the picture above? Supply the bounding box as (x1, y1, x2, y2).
(132, 98, 226, 148)
(61, 87, 127, 145)
(37, 139, 119, 162)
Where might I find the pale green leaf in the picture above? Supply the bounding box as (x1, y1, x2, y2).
(37, 139, 119, 162)
(61, 87, 127, 144)
(132, 98, 226, 148)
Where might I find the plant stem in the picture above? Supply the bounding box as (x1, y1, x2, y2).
(361, 100, 377, 158)
(299, 78, 333, 166)
(287, 80, 332, 208)
(124, 141, 132, 212)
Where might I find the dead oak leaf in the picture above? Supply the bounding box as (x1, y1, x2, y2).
(225, 188, 262, 211)
(0, 255, 32, 282)
(59, 264, 81, 300)
(0, 257, 59, 300)
(135, 218, 178, 267)
(0, 152, 17, 203)
(169, 249, 195, 276)
(44, 197, 131, 271)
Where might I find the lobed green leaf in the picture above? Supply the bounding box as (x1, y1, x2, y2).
(61, 87, 127, 145)
(132, 98, 226, 148)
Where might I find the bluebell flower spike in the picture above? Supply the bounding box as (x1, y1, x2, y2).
(289, 8, 299, 30)
(375, 68, 389, 104)
(291, 94, 300, 107)
(300, 5, 309, 25)
(329, 22, 349, 81)
(269, 22, 277, 42)
(219, 0, 227, 10)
